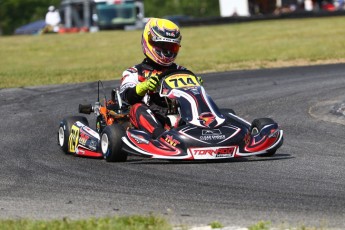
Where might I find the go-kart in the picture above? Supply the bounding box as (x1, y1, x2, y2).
(58, 69, 283, 162)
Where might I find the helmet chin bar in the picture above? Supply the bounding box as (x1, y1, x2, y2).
(155, 47, 176, 59)
(152, 48, 176, 66)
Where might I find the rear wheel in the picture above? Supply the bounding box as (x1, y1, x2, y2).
(251, 118, 282, 157)
(58, 116, 89, 154)
(101, 124, 127, 162)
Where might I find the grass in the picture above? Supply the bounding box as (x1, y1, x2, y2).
(0, 16, 345, 88)
(248, 221, 271, 230)
(209, 221, 224, 228)
(0, 217, 329, 230)
(0, 215, 172, 230)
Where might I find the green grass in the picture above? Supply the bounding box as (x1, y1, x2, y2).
(0, 217, 330, 230)
(248, 221, 271, 230)
(0, 16, 345, 88)
(0, 215, 172, 230)
(209, 221, 224, 228)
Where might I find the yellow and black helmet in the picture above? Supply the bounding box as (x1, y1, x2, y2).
(141, 18, 182, 66)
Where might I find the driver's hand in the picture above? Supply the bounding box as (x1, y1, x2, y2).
(147, 75, 159, 91)
(136, 75, 160, 96)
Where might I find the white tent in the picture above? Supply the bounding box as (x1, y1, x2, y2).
(219, 0, 250, 17)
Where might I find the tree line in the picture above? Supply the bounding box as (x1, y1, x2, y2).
(0, 0, 220, 35)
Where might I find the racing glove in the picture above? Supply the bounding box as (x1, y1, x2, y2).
(197, 76, 204, 85)
(135, 75, 160, 96)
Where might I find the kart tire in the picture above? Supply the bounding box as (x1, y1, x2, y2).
(251, 118, 281, 157)
(58, 116, 89, 154)
(101, 124, 127, 162)
(119, 121, 131, 131)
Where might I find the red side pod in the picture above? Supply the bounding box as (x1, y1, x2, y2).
(75, 146, 103, 158)
(126, 131, 183, 157)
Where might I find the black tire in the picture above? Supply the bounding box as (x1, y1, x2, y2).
(219, 108, 236, 116)
(251, 118, 280, 157)
(58, 116, 89, 154)
(251, 118, 275, 133)
(100, 124, 127, 162)
(119, 121, 131, 130)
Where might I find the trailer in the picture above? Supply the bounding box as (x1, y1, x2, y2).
(95, 0, 144, 30)
(60, 0, 144, 31)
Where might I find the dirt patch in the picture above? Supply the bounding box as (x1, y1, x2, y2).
(309, 96, 345, 126)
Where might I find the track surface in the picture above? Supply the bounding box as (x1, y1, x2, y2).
(0, 64, 344, 228)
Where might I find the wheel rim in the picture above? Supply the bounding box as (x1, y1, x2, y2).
(251, 127, 259, 135)
(58, 127, 65, 147)
(101, 134, 109, 155)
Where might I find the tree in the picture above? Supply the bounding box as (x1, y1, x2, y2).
(144, 0, 220, 18)
(0, 0, 60, 35)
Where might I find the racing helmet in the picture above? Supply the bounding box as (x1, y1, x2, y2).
(141, 18, 182, 66)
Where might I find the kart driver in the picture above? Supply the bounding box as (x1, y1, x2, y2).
(119, 18, 202, 139)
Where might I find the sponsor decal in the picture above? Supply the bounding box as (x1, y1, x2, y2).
(77, 148, 86, 155)
(143, 70, 161, 79)
(120, 82, 136, 94)
(165, 134, 180, 147)
(190, 146, 236, 159)
(202, 129, 221, 135)
(82, 126, 99, 137)
(200, 129, 225, 140)
(130, 133, 149, 144)
(200, 135, 226, 141)
(165, 31, 175, 37)
(198, 112, 216, 127)
(89, 140, 97, 151)
(78, 132, 90, 145)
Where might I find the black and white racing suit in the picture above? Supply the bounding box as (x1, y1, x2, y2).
(120, 58, 186, 138)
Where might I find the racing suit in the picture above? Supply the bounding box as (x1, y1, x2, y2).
(120, 58, 186, 138)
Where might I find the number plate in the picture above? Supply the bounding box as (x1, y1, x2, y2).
(164, 74, 200, 89)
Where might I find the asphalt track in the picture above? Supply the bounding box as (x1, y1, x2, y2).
(0, 64, 344, 228)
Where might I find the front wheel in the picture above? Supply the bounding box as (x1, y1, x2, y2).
(58, 116, 89, 154)
(251, 118, 275, 136)
(251, 118, 282, 157)
(101, 124, 127, 162)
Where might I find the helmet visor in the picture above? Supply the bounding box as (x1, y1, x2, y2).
(148, 33, 180, 57)
(153, 41, 180, 55)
